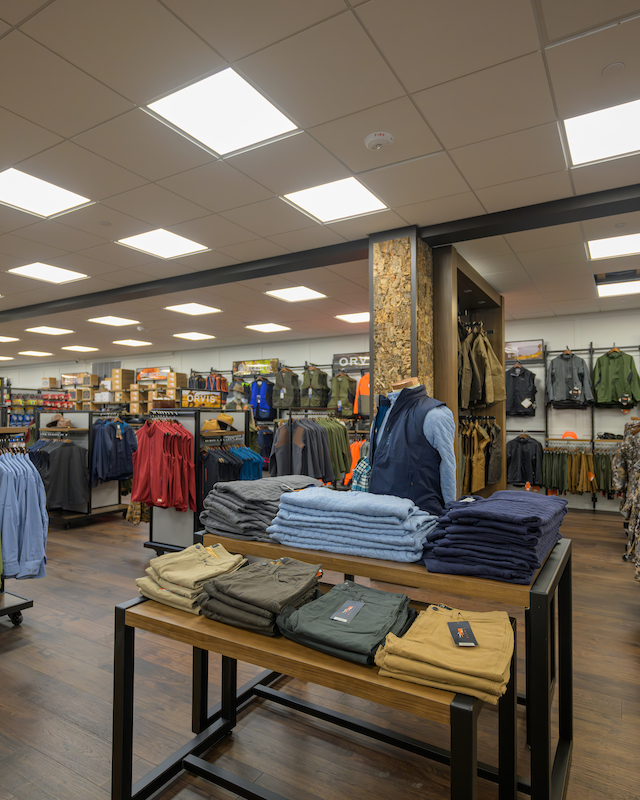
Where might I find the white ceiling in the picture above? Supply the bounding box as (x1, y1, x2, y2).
(0, 0, 639, 364)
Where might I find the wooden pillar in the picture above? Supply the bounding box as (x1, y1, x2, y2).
(369, 227, 434, 398)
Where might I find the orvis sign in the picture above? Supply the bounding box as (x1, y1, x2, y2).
(332, 352, 370, 373)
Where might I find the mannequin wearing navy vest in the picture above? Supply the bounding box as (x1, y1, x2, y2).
(369, 383, 456, 515)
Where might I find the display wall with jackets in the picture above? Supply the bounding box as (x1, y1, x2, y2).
(506, 364, 537, 416)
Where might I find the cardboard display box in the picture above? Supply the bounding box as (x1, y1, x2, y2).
(149, 398, 176, 409)
(94, 391, 115, 403)
(167, 372, 187, 388)
(82, 402, 99, 411)
(41, 377, 59, 389)
(114, 392, 130, 402)
(129, 402, 149, 414)
(112, 369, 135, 380)
(130, 390, 147, 402)
(80, 388, 95, 401)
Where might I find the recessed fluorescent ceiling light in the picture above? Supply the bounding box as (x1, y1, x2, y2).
(265, 286, 326, 302)
(0, 356, 13, 361)
(19, 351, 52, 357)
(0, 168, 91, 217)
(26, 326, 73, 335)
(62, 345, 99, 352)
(588, 232, 640, 260)
(246, 323, 291, 333)
(112, 339, 152, 347)
(284, 177, 386, 222)
(0, 336, 18, 342)
(165, 303, 221, 315)
(8, 262, 87, 284)
(597, 279, 640, 297)
(118, 229, 208, 259)
(88, 316, 140, 326)
(173, 332, 216, 340)
(147, 68, 297, 155)
(565, 98, 640, 165)
(336, 312, 370, 323)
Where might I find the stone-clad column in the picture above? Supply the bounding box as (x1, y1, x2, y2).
(369, 227, 434, 399)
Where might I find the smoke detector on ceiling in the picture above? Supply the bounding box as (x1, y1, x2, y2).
(364, 132, 394, 150)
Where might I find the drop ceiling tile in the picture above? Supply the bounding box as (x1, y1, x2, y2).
(527, 262, 593, 281)
(535, 278, 597, 299)
(57, 204, 149, 241)
(509, 309, 555, 318)
(308, 97, 442, 173)
(505, 223, 584, 252)
(0, 0, 50, 24)
(216, 239, 291, 263)
(73, 110, 215, 182)
(326, 260, 368, 280)
(0, 203, 41, 234)
(537, 0, 640, 44)
(356, 0, 539, 92)
(454, 236, 512, 261)
(15, 221, 110, 253)
(326, 209, 410, 239)
(0, 32, 133, 138)
(268, 226, 348, 252)
(99, 269, 158, 286)
(598, 295, 640, 311)
(274, 267, 349, 287)
(547, 298, 601, 314)
(220, 198, 317, 237)
(132, 262, 199, 280)
(18, 142, 147, 202)
(482, 270, 535, 292)
(470, 255, 524, 275)
(546, 17, 640, 119)
(360, 153, 469, 208)
(0, 289, 55, 309)
(397, 192, 486, 227)
(572, 152, 640, 195)
(451, 125, 567, 191)
(167, 215, 257, 249)
(414, 53, 556, 150)
(21, 0, 223, 105)
(477, 168, 573, 214)
(159, 161, 274, 214)
(518, 244, 588, 269)
(102, 184, 209, 227)
(0, 233, 67, 261)
(237, 12, 404, 129)
(229, 133, 349, 195)
(163, 0, 346, 61)
(582, 211, 640, 240)
(172, 251, 240, 272)
(43, 252, 130, 278)
(0, 107, 63, 165)
(78, 243, 161, 269)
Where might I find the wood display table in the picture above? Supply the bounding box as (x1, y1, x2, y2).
(112, 598, 517, 800)
(199, 534, 573, 800)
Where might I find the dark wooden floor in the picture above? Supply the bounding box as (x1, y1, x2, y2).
(0, 511, 638, 800)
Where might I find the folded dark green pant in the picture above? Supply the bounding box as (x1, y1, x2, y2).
(277, 581, 415, 664)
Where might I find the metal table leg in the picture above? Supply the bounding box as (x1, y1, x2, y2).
(192, 647, 209, 734)
(499, 619, 517, 800)
(450, 695, 480, 800)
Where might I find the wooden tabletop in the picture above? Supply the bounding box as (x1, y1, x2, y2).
(126, 600, 455, 725)
(202, 534, 538, 607)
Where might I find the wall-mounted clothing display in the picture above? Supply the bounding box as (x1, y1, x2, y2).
(91, 417, 137, 486)
(592, 350, 640, 408)
(354, 373, 370, 417)
(269, 417, 351, 482)
(542, 447, 598, 494)
(272, 369, 300, 409)
(300, 367, 329, 408)
(458, 418, 502, 494)
(250, 378, 276, 421)
(0, 452, 48, 579)
(199, 445, 262, 504)
(505, 365, 537, 416)
(131, 420, 196, 512)
(328, 372, 357, 416)
(30, 440, 90, 511)
(459, 325, 506, 409)
(546, 353, 593, 409)
(613, 421, 640, 582)
(506, 435, 543, 486)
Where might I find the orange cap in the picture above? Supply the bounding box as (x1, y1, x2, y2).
(562, 431, 577, 439)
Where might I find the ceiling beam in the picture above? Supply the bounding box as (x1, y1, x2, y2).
(0, 239, 368, 323)
(420, 182, 640, 246)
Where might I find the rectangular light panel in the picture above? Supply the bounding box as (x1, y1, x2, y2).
(173, 332, 216, 340)
(19, 350, 52, 356)
(165, 303, 221, 315)
(597, 280, 640, 297)
(336, 312, 370, 323)
(9, 262, 88, 284)
(284, 177, 386, 222)
(246, 323, 291, 332)
(265, 286, 326, 303)
(26, 326, 74, 335)
(62, 345, 99, 352)
(88, 316, 140, 326)
(147, 68, 297, 156)
(0, 356, 13, 360)
(118, 229, 208, 259)
(112, 339, 152, 347)
(0, 336, 18, 342)
(0, 168, 91, 217)
(588, 232, 640, 260)
(565, 98, 640, 166)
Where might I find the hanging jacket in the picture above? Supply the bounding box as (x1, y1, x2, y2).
(546, 353, 594, 408)
(369, 385, 446, 515)
(328, 373, 357, 416)
(300, 368, 329, 408)
(482, 333, 506, 403)
(250, 378, 276, 420)
(506, 436, 543, 486)
(188, 374, 206, 390)
(354, 373, 371, 417)
(206, 373, 228, 393)
(272, 369, 300, 409)
(593, 350, 640, 407)
(505, 366, 537, 416)
(486, 422, 503, 485)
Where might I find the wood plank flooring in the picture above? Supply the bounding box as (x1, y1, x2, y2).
(0, 510, 637, 800)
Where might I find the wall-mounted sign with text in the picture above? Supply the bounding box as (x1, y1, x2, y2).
(232, 358, 279, 376)
(332, 352, 370, 374)
(180, 390, 224, 409)
(136, 366, 172, 381)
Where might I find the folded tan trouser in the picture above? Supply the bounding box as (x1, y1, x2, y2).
(149, 543, 245, 589)
(145, 554, 246, 600)
(136, 575, 201, 615)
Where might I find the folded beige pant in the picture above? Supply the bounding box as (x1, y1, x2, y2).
(375, 605, 513, 705)
(136, 575, 201, 615)
(145, 554, 245, 599)
(149, 543, 245, 589)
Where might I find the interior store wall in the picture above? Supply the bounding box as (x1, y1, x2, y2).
(505, 308, 638, 511)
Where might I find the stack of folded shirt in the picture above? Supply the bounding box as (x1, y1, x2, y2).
(199, 475, 323, 542)
(277, 581, 415, 664)
(197, 556, 322, 636)
(423, 490, 567, 584)
(376, 605, 514, 704)
(136, 543, 245, 614)
(268, 487, 438, 562)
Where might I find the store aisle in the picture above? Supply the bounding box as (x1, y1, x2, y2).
(0, 512, 637, 800)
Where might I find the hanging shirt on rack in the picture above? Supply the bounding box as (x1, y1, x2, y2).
(506, 436, 543, 486)
(34, 440, 90, 511)
(91, 418, 138, 486)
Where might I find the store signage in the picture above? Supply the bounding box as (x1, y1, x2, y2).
(332, 352, 370, 373)
(505, 340, 544, 363)
(232, 358, 279, 376)
(136, 366, 172, 381)
(181, 390, 223, 409)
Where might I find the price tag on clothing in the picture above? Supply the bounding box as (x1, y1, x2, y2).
(280, 388, 285, 399)
(331, 601, 364, 623)
(447, 621, 478, 647)
(520, 398, 532, 408)
(337, 399, 342, 412)
(308, 387, 313, 399)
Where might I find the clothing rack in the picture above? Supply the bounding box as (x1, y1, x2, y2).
(459, 414, 496, 421)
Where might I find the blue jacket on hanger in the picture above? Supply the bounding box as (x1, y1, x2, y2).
(250, 379, 276, 421)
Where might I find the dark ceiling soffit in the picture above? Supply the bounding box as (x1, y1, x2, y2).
(0, 239, 368, 323)
(419, 182, 640, 247)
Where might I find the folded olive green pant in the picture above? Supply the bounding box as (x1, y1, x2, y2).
(375, 605, 513, 704)
(149, 543, 245, 589)
(136, 575, 202, 615)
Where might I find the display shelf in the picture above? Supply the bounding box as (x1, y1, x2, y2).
(0, 426, 28, 434)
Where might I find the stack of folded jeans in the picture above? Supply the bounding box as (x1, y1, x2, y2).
(376, 605, 514, 704)
(197, 556, 322, 636)
(277, 581, 416, 664)
(268, 487, 438, 562)
(199, 476, 323, 542)
(423, 490, 567, 583)
(136, 543, 245, 615)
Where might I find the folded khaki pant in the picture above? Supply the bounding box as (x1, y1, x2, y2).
(136, 575, 201, 615)
(150, 543, 245, 589)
